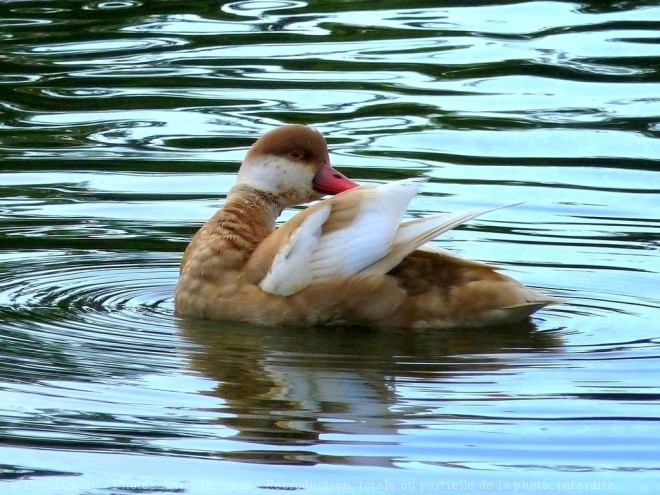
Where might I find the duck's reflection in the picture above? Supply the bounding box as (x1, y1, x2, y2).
(178, 318, 561, 456)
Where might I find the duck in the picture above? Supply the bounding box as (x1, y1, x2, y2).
(175, 124, 556, 328)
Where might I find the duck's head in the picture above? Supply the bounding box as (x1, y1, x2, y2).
(236, 125, 359, 206)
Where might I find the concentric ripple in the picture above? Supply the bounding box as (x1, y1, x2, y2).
(0, 250, 180, 382)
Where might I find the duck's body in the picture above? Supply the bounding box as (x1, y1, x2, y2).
(175, 125, 555, 328)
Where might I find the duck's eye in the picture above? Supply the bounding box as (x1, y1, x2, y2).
(289, 149, 303, 159)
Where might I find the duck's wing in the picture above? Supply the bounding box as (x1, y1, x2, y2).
(258, 178, 424, 296)
(359, 207, 501, 276)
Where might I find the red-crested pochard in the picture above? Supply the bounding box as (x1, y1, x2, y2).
(175, 125, 556, 328)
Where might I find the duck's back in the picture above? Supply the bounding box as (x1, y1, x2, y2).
(384, 248, 554, 328)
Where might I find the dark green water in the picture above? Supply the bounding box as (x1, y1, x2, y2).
(1, 1, 659, 494)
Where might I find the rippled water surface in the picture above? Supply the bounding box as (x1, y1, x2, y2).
(1, 1, 659, 493)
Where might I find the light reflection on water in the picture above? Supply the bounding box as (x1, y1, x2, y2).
(1, 0, 659, 493)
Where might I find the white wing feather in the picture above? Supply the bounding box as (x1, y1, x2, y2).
(260, 178, 503, 297)
(359, 209, 492, 276)
(308, 178, 424, 280)
(259, 204, 332, 296)
(260, 179, 423, 296)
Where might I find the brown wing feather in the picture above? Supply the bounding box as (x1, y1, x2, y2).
(386, 249, 557, 327)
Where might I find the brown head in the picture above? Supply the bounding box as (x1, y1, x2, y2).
(236, 125, 359, 206)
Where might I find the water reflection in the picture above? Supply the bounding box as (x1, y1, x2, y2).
(179, 318, 562, 464)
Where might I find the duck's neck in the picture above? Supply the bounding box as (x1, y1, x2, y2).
(228, 184, 284, 225)
(206, 185, 285, 256)
(176, 185, 287, 304)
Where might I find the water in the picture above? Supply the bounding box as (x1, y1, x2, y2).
(1, 1, 659, 493)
